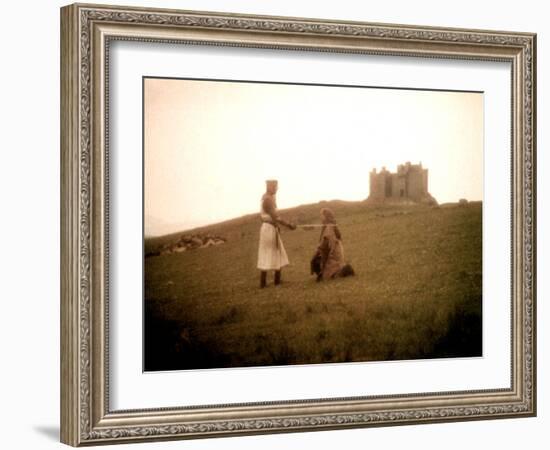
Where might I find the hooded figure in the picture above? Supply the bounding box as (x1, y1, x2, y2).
(312, 208, 355, 281)
(257, 180, 296, 288)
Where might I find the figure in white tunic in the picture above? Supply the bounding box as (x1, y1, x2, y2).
(257, 179, 296, 288)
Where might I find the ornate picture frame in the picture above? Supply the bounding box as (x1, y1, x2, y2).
(60, 3, 536, 446)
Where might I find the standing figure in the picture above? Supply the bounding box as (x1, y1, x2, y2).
(257, 180, 296, 288)
(311, 208, 355, 281)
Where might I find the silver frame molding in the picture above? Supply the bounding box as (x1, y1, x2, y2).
(60, 3, 536, 446)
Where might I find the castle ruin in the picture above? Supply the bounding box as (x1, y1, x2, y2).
(367, 162, 437, 205)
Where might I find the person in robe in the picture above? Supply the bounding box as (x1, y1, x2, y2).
(311, 208, 355, 281)
(257, 180, 296, 288)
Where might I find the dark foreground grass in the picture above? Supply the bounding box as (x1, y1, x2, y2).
(144, 201, 482, 371)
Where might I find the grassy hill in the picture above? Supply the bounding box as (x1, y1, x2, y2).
(144, 200, 482, 371)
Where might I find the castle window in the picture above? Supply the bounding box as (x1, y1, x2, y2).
(400, 189, 404, 197)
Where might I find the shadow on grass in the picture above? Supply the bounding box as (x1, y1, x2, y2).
(144, 304, 232, 371)
(144, 296, 482, 371)
(427, 301, 482, 358)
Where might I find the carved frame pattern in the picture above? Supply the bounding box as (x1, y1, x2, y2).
(61, 3, 536, 446)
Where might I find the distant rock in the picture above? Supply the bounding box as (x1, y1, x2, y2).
(146, 233, 227, 257)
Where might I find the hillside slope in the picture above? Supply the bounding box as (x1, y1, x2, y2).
(144, 201, 482, 371)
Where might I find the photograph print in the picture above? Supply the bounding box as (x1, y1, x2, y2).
(143, 77, 483, 372)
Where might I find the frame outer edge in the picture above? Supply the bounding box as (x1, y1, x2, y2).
(62, 3, 537, 445)
(529, 33, 536, 416)
(533, 33, 537, 416)
(61, 4, 81, 447)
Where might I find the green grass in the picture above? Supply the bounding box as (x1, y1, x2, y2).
(144, 201, 482, 370)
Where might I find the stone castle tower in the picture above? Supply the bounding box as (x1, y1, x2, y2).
(367, 162, 437, 205)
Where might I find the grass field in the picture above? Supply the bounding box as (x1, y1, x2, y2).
(144, 201, 482, 371)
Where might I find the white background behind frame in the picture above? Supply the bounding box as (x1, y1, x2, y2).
(1, 0, 546, 449)
(109, 40, 511, 410)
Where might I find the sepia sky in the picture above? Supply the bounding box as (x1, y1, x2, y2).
(144, 78, 483, 236)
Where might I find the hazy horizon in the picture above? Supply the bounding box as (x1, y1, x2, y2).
(145, 196, 484, 237)
(144, 78, 483, 237)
